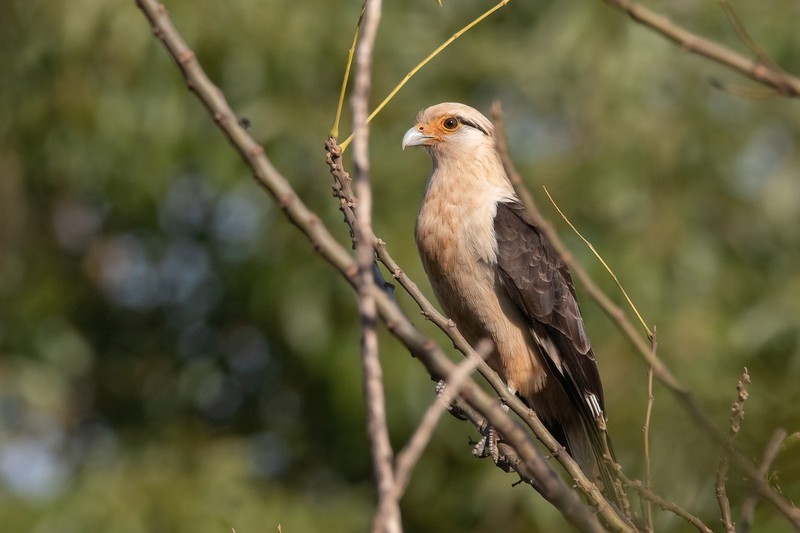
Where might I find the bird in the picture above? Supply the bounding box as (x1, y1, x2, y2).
(402, 102, 620, 502)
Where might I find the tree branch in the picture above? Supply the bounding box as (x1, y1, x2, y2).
(740, 428, 789, 533)
(612, 465, 713, 533)
(600, 0, 800, 96)
(349, 1, 400, 532)
(392, 340, 491, 500)
(642, 330, 656, 533)
(716, 368, 751, 533)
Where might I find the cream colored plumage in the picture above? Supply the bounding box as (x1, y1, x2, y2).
(403, 102, 618, 501)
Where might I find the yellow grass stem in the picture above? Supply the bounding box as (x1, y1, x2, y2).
(339, 0, 510, 152)
(330, 2, 367, 139)
(543, 186, 653, 339)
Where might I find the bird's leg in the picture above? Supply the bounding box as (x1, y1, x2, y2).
(472, 384, 516, 463)
(435, 380, 502, 461)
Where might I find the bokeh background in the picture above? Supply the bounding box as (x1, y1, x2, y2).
(1, 0, 799, 531)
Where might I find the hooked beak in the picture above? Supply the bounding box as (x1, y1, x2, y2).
(402, 126, 435, 150)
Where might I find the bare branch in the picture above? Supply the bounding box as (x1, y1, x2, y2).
(716, 0, 784, 79)
(490, 102, 538, 218)
(612, 464, 713, 533)
(740, 428, 789, 533)
(349, 1, 401, 532)
(642, 328, 657, 533)
(393, 339, 492, 499)
(135, 0, 356, 278)
(716, 367, 751, 532)
(600, 0, 800, 96)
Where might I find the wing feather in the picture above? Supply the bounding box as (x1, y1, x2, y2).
(493, 200, 606, 413)
(494, 201, 625, 503)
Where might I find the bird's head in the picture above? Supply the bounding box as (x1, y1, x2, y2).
(402, 102, 495, 158)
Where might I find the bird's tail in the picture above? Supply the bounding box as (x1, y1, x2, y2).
(563, 416, 625, 511)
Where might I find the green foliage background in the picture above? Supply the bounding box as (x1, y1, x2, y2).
(1, 0, 799, 531)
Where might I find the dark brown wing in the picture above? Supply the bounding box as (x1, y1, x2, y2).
(494, 200, 624, 506)
(493, 200, 606, 413)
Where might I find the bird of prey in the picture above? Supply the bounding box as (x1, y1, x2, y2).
(402, 102, 619, 499)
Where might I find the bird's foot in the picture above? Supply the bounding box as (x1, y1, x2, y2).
(472, 394, 512, 462)
(472, 422, 501, 462)
(439, 379, 510, 464)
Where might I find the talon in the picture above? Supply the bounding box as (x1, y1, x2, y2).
(472, 424, 501, 462)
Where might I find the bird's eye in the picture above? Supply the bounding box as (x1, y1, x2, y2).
(442, 117, 459, 131)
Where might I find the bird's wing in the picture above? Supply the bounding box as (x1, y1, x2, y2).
(494, 200, 623, 502)
(493, 200, 606, 416)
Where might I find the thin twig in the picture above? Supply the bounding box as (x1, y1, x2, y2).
(740, 428, 789, 533)
(709, 78, 783, 99)
(642, 327, 657, 533)
(612, 464, 713, 533)
(393, 339, 492, 499)
(600, 437, 635, 523)
(716, 0, 784, 79)
(490, 102, 538, 218)
(642, 368, 655, 532)
(716, 367, 751, 533)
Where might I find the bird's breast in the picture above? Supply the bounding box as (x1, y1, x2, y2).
(415, 178, 502, 267)
(415, 180, 499, 312)
(414, 180, 546, 396)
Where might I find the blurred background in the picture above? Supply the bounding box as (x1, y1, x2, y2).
(1, 0, 799, 531)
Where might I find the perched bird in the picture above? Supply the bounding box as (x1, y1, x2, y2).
(402, 102, 618, 499)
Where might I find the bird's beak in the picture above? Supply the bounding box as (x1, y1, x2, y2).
(402, 126, 435, 150)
